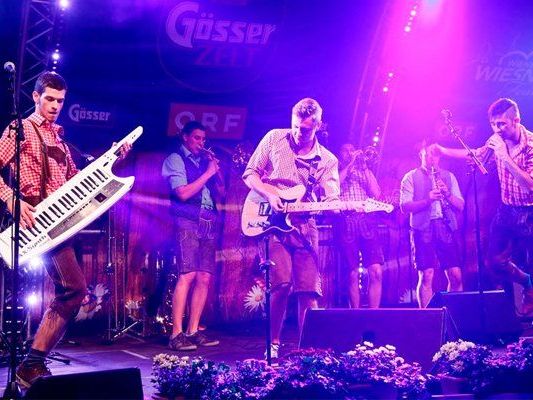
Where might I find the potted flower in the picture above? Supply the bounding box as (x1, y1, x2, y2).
(152, 354, 228, 399)
(338, 342, 427, 399)
(431, 340, 493, 394)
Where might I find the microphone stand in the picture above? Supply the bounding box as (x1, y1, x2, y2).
(3, 66, 24, 399)
(442, 112, 489, 342)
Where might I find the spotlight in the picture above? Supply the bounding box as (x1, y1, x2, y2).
(26, 293, 39, 307)
(388, 72, 394, 78)
(58, 0, 70, 10)
(410, 10, 417, 17)
(404, 25, 412, 33)
(27, 257, 44, 271)
(52, 51, 60, 61)
(373, 136, 380, 143)
(382, 86, 389, 93)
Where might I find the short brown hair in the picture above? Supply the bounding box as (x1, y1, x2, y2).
(488, 98, 519, 119)
(292, 98, 322, 122)
(34, 71, 68, 94)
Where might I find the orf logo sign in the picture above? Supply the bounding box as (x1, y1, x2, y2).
(168, 103, 247, 140)
(159, 0, 282, 93)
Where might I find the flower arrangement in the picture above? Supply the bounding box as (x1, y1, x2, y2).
(152, 343, 429, 399)
(152, 354, 228, 399)
(431, 339, 533, 395)
(431, 339, 493, 393)
(338, 342, 427, 398)
(432, 339, 492, 377)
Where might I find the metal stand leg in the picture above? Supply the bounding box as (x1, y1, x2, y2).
(101, 208, 144, 344)
(259, 235, 275, 366)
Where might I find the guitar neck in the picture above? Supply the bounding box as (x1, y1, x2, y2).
(286, 200, 349, 213)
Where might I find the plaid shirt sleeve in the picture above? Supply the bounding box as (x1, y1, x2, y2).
(0, 121, 21, 202)
(242, 130, 274, 181)
(65, 147, 79, 180)
(526, 137, 533, 178)
(320, 156, 340, 202)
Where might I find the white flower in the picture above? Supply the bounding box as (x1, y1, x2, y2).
(244, 285, 265, 312)
(125, 300, 140, 310)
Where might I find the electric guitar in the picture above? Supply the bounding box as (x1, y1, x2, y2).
(241, 184, 394, 237)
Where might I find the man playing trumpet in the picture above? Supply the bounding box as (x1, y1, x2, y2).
(337, 143, 384, 308)
(162, 121, 224, 350)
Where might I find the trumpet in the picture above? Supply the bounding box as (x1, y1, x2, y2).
(200, 146, 217, 160)
(350, 146, 379, 166)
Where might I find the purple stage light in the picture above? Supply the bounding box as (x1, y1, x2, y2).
(26, 293, 39, 307)
(27, 256, 44, 271)
(58, 0, 70, 10)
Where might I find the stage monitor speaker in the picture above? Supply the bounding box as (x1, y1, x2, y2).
(427, 290, 522, 344)
(24, 367, 143, 400)
(299, 308, 446, 371)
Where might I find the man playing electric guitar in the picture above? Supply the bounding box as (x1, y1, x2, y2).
(242, 98, 340, 361)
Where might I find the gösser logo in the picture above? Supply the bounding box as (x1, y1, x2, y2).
(159, 0, 281, 92)
(166, 1, 276, 49)
(68, 103, 112, 123)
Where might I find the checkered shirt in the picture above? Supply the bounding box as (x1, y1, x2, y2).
(340, 168, 372, 202)
(243, 129, 340, 202)
(0, 112, 78, 203)
(486, 125, 533, 206)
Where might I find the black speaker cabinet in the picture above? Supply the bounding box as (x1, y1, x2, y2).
(299, 308, 446, 371)
(24, 367, 143, 400)
(427, 290, 522, 344)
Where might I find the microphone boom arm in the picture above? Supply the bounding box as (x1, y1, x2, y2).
(442, 114, 488, 175)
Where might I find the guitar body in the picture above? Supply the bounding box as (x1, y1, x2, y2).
(241, 185, 306, 237)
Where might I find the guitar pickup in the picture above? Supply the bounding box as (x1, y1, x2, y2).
(258, 202, 272, 216)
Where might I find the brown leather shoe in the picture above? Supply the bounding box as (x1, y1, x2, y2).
(168, 332, 197, 351)
(188, 331, 219, 347)
(16, 361, 51, 388)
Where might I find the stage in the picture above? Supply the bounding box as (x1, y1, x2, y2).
(0, 322, 299, 399)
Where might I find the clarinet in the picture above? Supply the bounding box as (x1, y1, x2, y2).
(430, 166, 452, 229)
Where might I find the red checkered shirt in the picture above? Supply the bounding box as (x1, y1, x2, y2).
(243, 129, 340, 202)
(0, 112, 78, 203)
(340, 167, 374, 202)
(485, 125, 533, 206)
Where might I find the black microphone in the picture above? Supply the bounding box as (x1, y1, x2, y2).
(3, 61, 15, 74)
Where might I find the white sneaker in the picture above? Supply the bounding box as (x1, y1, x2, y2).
(264, 342, 279, 360)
